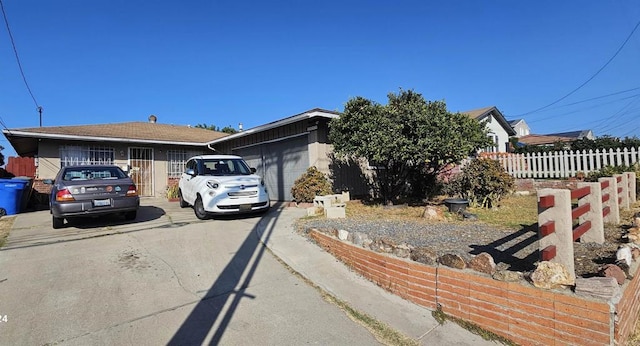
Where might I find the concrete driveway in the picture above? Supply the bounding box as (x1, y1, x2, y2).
(0, 199, 380, 345)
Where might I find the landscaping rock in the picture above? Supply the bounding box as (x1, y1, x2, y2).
(530, 261, 575, 289)
(372, 237, 396, 253)
(616, 245, 632, 266)
(438, 253, 466, 269)
(599, 264, 627, 285)
(351, 232, 368, 247)
(575, 277, 621, 303)
(492, 270, 523, 282)
(422, 206, 445, 221)
(468, 252, 496, 274)
(337, 229, 349, 241)
(632, 247, 640, 261)
(410, 247, 438, 265)
(393, 244, 412, 258)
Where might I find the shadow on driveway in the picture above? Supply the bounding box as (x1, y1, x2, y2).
(168, 204, 283, 345)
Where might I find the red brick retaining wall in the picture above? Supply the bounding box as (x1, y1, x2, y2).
(308, 230, 638, 345)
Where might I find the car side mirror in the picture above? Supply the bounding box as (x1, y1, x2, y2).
(43, 179, 53, 185)
(185, 168, 196, 176)
(250, 167, 256, 174)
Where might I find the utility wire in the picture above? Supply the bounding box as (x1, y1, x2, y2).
(515, 18, 640, 117)
(0, 0, 41, 110)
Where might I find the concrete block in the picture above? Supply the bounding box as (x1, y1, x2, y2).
(325, 205, 346, 219)
(307, 207, 320, 217)
(314, 196, 334, 208)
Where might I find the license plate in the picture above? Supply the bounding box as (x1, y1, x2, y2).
(239, 204, 252, 212)
(93, 199, 111, 207)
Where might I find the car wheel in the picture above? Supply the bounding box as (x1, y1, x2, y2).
(52, 216, 64, 229)
(124, 211, 137, 221)
(194, 196, 208, 220)
(178, 188, 188, 208)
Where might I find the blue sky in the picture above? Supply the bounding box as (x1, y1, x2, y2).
(1, 1, 639, 158)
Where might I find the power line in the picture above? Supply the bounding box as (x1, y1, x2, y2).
(0, 0, 42, 117)
(514, 18, 640, 117)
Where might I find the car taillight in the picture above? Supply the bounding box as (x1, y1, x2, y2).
(56, 189, 75, 202)
(126, 185, 138, 196)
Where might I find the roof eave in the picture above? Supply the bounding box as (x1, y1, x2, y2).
(206, 109, 340, 145)
(2, 129, 212, 146)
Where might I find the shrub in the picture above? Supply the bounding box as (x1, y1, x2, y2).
(585, 163, 640, 196)
(443, 158, 514, 208)
(291, 166, 333, 203)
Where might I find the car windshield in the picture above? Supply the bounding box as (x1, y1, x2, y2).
(62, 167, 127, 181)
(201, 159, 252, 176)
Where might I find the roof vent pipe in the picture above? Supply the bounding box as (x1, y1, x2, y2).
(148, 115, 157, 123)
(238, 123, 243, 132)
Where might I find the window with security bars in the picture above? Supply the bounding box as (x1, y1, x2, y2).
(167, 150, 204, 178)
(59, 145, 115, 167)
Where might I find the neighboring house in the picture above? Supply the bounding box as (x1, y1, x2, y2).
(461, 106, 517, 153)
(517, 129, 595, 148)
(2, 115, 227, 197)
(508, 118, 531, 138)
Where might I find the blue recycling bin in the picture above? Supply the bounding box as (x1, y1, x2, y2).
(0, 178, 29, 215)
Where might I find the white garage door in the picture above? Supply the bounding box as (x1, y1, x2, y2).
(233, 135, 309, 201)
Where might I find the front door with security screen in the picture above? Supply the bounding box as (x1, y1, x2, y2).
(129, 147, 154, 196)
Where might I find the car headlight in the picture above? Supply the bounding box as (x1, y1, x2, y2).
(206, 181, 219, 189)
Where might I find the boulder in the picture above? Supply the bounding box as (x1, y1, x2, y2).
(492, 270, 523, 282)
(438, 254, 466, 269)
(410, 247, 438, 265)
(530, 261, 574, 289)
(600, 264, 626, 285)
(468, 253, 496, 274)
(392, 243, 412, 258)
(616, 245, 633, 266)
(337, 229, 349, 241)
(351, 232, 369, 247)
(632, 247, 640, 261)
(422, 206, 445, 221)
(372, 237, 396, 253)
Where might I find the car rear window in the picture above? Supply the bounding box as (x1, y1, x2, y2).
(63, 167, 127, 181)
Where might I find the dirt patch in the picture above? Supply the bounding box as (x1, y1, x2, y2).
(0, 216, 16, 248)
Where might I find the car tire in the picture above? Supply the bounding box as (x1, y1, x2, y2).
(124, 211, 137, 221)
(52, 216, 64, 229)
(194, 195, 208, 220)
(178, 188, 188, 208)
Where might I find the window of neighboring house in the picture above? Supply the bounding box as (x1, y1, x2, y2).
(167, 150, 204, 178)
(480, 135, 499, 153)
(59, 145, 115, 167)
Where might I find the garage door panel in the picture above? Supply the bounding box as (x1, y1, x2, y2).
(233, 136, 308, 201)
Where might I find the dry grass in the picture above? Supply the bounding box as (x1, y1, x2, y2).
(0, 216, 16, 248)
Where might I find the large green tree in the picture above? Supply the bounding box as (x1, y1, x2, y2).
(195, 123, 238, 134)
(329, 89, 492, 204)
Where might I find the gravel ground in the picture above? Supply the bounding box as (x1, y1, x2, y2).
(299, 217, 624, 277)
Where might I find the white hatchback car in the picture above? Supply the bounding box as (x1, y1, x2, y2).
(178, 155, 270, 219)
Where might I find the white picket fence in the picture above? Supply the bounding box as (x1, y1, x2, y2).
(483, 147, 640, 178)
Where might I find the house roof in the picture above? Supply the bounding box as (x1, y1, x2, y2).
(3, 121, 229, 157)
(207, 108, 341, 146)
(543, 130, 591, 139)
(460, 106, 517, 136)
(508, 119, 525, 126)
(517, 134, 574, 146)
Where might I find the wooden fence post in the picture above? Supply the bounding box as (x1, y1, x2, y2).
(538, 188, 575, 280)
(599, 177, 620, 224)
(576, 182, 604, 244)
